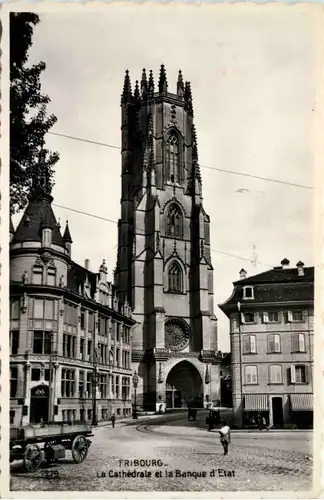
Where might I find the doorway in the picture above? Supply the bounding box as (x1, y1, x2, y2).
(30, 384, 49, 423)
(165, 361, 203, 409)
(272, 397, 283, 427)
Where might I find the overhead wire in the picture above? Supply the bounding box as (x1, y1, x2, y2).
(48, 131, 314, 191)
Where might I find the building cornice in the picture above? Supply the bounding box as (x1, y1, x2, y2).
(10, 282, 135, 326)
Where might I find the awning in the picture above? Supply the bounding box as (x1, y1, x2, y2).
(290, 394, 313, 411)
(244, 394, 269, 411)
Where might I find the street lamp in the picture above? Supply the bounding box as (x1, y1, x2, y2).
(132, 371, 139, 419)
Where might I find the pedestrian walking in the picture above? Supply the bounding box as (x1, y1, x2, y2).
(219, 420, 231, 456)
(111, 413, 116, 429)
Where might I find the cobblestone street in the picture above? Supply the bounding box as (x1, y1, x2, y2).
(11, 414, 313, 492)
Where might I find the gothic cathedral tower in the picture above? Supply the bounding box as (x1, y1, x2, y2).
(115, 66, 220, 411)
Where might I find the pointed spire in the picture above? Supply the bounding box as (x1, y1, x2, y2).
(184, 81, 194, 116)
(56, 218, 61, 230)
(148, 70, 155, 95)
(141, 68, 148, 98)
(177, 70, 184, 97)
(62, 220, 72, 243)
(121, 69, 132, 104)
(158, 64, 168, 93)
(192, 124, 202, 184)
(133, 80, 140, 101)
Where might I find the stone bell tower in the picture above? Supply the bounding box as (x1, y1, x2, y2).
(115, 65, 220, 411)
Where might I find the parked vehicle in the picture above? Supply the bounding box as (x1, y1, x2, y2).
(10, 422, 93, 472)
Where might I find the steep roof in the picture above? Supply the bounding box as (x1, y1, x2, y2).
(12, 192, 64, 247)
(62, 221, 73, 243)
(233, 266, 314, 285)
(219, 266, 314, 314)
(67, 260, 97, 298)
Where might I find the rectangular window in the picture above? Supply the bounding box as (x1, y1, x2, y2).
(264, 311, 279, 323)
(111, 322, 115, 341)
(79, 371, 85, 397)
(31, 368, 41, 381)
(11, 300, 20, 320)
(33, 271, 42, 285)
(269, 365, 282, 384)
(88, 312, 94, 332)
(244, 365, 258, 384)
(61, 369, 75, 397)
(242, 312, 255, 324)
(243, 287, 254, 299)
(47, 271, 56, 286)
(86, 372, 92, 397)
(242, 335, 256, 354)
(34, 299, 44, 318)
(115, 376, 120, 398)
(10, 367, 18, 398)
(267, 334, 281, 353)
(63, 334, 76, 358)
(45, 369, 50, 381)
(116, 348, 120, 367)
(295, 365, 306, 384)
(80, 338, 85, 360)
(291, 333, 306, 353)
(33, 331, 52, 354)
(288, 310, 303, 322)
(10, 330, 19, 355)
(99, 374, 108, 398)
(88, 340, 92, 360)
(81, 310, 85, 330)
(44, 300, 55, 320)
(116, 323, 120, 342)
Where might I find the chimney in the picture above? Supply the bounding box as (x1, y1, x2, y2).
(281, 258, 290, 269)
(239, 268, 247, 280)
(296, 261, 305, 276)
(85, 259, 90, 270)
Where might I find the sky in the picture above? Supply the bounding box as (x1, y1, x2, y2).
(12, 4, 316, 351)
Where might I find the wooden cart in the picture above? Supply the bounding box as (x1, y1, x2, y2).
(10, 422, 93, 472)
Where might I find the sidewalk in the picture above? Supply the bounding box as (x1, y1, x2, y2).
(93, 413, 165, 429)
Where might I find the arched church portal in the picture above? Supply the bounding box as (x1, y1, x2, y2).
(166, 361, 203, 409)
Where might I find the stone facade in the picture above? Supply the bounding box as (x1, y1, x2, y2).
(10, 179, 135, 426)
(114, 66, 220, 411)
(219, 260, 314, 428)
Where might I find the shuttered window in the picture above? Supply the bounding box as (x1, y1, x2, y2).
(269, 365, 282, 384)
(291, 333, 306, 353)
(267, 334, 281, 353)
(242, 335, 257, 354)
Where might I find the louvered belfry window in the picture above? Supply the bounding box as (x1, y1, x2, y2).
(166, 204, 183, 238)
(168, 261, 183, 292)
(165, 134, 180, 183)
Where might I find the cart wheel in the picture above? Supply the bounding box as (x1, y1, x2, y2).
(71, 435, 88, 463)
(23, 444, 42, 472)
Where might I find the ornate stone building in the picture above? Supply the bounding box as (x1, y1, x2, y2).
(114, 65, 221, 411)
(10, 173, 134, 426)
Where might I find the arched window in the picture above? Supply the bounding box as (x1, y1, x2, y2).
(166, 204, 183, 238)
(165, 134, 180, 183)
(168, 261, 183, 293)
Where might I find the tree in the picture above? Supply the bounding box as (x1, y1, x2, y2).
(10, 12, 59, 214)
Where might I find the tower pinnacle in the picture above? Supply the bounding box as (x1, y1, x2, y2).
(121, 69, 132, 104)
(148, 70, 155, 95)
(158, 64, 168, 93)
(141, 68, 148, 98)
(184, 81, 194, 117)
(177, 70, 184, 97)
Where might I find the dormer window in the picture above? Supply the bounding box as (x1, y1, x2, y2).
(42, 228, 52, 247)
(243, 286, 254, 300)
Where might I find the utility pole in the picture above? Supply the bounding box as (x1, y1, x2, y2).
(92, 346, 99, 426)
(48, 331, 54, 423)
